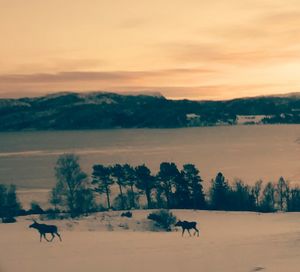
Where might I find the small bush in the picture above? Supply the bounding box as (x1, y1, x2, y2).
(118, 223, 129, 229)
(121, 211, 132, 218)
(106, 222, 114, 231)
(27, 201, 45, 215)
(2, 217, 16, 223)
(39, 209, 61, 220)
(147, 210, 177, 231)
(16, 209, 27, 216)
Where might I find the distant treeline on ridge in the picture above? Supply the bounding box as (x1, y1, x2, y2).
(1, 92, 300, 130)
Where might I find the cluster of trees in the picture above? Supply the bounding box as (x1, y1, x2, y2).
(2, 153, 300, 221)
(0, 185, 55, 222)
(49, 154, 300, 217)
(0, 185, 21, 222)
(209, 174, 293, 212)
(50, 154, 205, 216)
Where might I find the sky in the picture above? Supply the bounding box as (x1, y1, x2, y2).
(1, 0, 300, 100)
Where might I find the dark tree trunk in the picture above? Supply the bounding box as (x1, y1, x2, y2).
(118, 184, 125, 210)
(105, 186, 111, 210)
(145, 189, 152, 209)
(130, 184, 136, 209)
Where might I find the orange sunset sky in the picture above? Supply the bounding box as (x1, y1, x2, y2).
(1, 0, 300, 100)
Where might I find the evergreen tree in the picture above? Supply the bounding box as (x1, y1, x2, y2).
(0, 184, 21, 220)
(5, 185, 21, 217)
(157, 162, 180, 208)
(92, 164, 114, 210)
(260, 182, 276, 212)
(230, 180, 255, 211)
(0, 184, 7, 219)
(135, 164, 155, 209)
(74, 187, 96, 215)
(111, 164, 127, 210)
(181, 164, 205, 209)
(210, 172, 231, 210)
(123, 163, 138, 209)
(154, 185, 166, 208)
(287, 187, 300, 211)
(173, 172, 191, 208)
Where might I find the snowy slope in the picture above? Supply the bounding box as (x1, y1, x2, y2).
(1, 210, 300, 272)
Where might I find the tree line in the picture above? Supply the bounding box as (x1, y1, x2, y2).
(49, 154, 300, 217)
(1, 153, 300, 221)
(50, 154, 206, 217)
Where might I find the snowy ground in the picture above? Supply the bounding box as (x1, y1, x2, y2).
(1, 210, 300, 272)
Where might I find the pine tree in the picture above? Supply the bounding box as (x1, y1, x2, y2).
(157, 162, 179, 208)
(287, 186, 300, 211)
(123, 164, 138, 209)
(92, 164, 114, 210)
(0, 184, 7, 219)
(0, 185, 21, 220)
(210, 172, 230, 210)
(182, 164, 205, 209)
(5, 185, 21, 217)
(111, 164, 127, 210)
(231, 180, 255, 211)
(260, 182, 276, 212)
(174, 172, 191, 208)
(74, 187, 96, 215)
(135, 164, 155, 209)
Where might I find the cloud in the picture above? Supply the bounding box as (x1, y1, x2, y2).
(118, 17, 151, 29)
(0, 82, 284, 101)
(13, 58, 107, 74)
(0, 68, 216, 84)
(163, 6, 300, 68)
(0, 68, 219, 99)
(164, 42, 300, 67)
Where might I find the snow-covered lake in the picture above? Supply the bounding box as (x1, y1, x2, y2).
(0, 125, 300, 189)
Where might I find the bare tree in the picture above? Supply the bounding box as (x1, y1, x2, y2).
(54, 154, 88, 217)
(276, 177, 289, 211)
(252, 180, 263, 209)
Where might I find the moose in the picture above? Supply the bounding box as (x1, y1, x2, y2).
(175, 220, 199, 237)
(29, 219, 62, 242)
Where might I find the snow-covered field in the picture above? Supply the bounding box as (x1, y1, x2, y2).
(1, 210, 300, 272)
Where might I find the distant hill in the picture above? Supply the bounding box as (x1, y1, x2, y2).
(0, 91, 300, 130)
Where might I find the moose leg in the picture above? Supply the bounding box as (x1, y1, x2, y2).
(43, 233, 51, 242)
(56, 232, 62, 242)
(50, 233, 55, 241)
(182, 228, 185, 237)
(187, 229, 191, 237)
(40, 233, 42, 242)
(195, 227, 199, 237)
